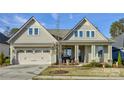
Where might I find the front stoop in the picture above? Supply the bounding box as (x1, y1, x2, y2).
(32, 76, 124, 80)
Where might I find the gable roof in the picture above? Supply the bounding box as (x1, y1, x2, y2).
(47, 29, 70, 39)
(8, 16, 57, 43)
(8, 17, 111, 43)
(0, 32, 9, 44)
(62, 17, 108, 41)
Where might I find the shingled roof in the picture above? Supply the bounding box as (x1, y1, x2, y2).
(47, 29, 70, 40)
(0, 32, 9, 44)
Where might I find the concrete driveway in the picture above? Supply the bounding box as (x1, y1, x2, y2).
(0, 65, 48, 80)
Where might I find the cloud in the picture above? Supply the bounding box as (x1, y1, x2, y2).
(69, 14, 73, 19)
(14, 15, 27, 24)
(42, 22, 46, 27)
(51, 13, 59, 20)
(0, 17, 10, 25)
(0, 27, 5, 33)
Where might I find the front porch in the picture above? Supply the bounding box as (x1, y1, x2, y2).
(58, 43, 112, 64)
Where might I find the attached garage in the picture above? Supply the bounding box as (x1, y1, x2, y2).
(17, 48, 52, 64)
(8, 17, 58, 65)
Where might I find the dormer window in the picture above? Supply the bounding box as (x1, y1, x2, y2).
(29, 28, 33, 35)
(34, 28, 39, 35)
(74, 31, 78, 37)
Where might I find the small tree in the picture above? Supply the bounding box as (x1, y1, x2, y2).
(0, 52, 5, 66)
(118, 51, 122, 67)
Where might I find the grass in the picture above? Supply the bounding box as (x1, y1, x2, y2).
(38, 66, 124, 77)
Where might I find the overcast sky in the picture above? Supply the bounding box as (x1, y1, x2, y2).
(0, 13, 124, 37)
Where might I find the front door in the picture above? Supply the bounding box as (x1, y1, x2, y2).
(97, 46, 104, 63)
(79, 46, 85, 63)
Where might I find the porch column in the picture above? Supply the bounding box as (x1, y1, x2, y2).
(76, 45, 79, 63)
(75, 45, 79, 63)
(75, 45, 77, 62)
(10, 44, 15, 64)
(59, 44, 62, 63)
(91, 45, 95, 61)
(84, 46, 87, 63)
(108, 44, 112, 62)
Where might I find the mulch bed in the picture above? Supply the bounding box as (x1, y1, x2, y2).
(50, 65, 79, 68)
(49, 70, 69, 74)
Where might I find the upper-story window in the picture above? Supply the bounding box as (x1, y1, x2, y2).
(87, 31, 95, 38)
(28, 28, 39, 36)
(34, 28, 39, 35)
(74, 31, 78, 37)
(87, 31, 90, 37)
(29, 28, 33, 35)
(79, 31, 83, 37)
(91, 31, 94, 37)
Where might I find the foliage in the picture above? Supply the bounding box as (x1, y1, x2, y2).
(5, 58, 10, 65)
(104, 63, 112, 68)
(9, 28, 19, 36)
(83, 62, 102, 67)
(0, 52, 5, 65)
(118, 51, 122, 66)
(110, 18, 124, 38)
(4, 27, 19, 37)
(82, 62, 111, 68)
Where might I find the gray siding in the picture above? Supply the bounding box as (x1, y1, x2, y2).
(0, 43, 9, 57)
(112, 33, 124, 49)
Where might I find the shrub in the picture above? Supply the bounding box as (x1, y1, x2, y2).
(83, 62, 102, 67)
(118, 51, 122, 66)
(5, 58, 10, 65)
(104, 63, 112, 68)
(0, 52, 5, 65)
(82, 62, 111, 68)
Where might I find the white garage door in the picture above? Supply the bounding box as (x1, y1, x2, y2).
(17, 49, 51, 64)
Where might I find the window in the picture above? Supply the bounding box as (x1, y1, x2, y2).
(87, 31, 95, 38)
(28, 28, 33, 35)
(91, 31, 94, 37)
(34, 28, 39, 35)
(74, 31, 78, 37)
(79, 31, 83, 37)
(26, 50, 33, 53)
(63, 48, 72, 57)
(66, 48, 72, 56)
(43, 50, 50, 53)
(17, 50, 24, 53)
(87, 31, 90, 37)
(35, 50, 41, 53)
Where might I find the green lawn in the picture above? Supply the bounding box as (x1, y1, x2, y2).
(39, 66, 124, 77)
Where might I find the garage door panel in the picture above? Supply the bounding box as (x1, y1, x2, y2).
(17, 49, 51, 64)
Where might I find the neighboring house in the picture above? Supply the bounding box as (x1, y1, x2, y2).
(112, 47, 124, 62)
(112, 33, 124, 49)
(112, 33, 124, 61)
(0, 32, 9, 57)
(8, 16, 113, 65)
